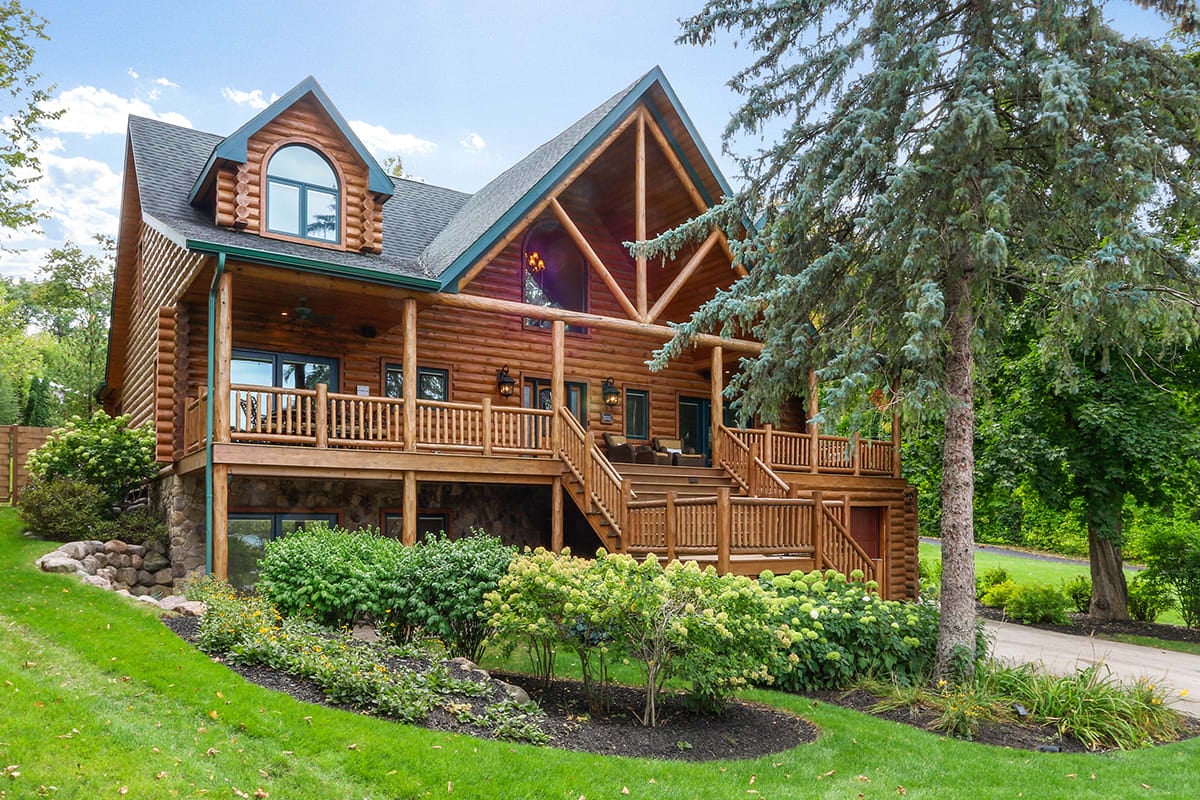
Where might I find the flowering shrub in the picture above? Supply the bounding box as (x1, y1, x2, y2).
(762, 569, 944, 692)
(488, 549, 780, 725)
(191, 580, 548, 742)
(26, 412, 157, 505)
(378, 531, 515, 661)
(257, 522, 403, 628)
(17, 476, 114, 542)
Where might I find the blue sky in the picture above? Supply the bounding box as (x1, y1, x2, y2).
(0, 0, 1174, 279)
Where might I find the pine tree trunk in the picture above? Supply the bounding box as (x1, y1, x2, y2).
(936, 270, 978, 678)
(1087, 495, 1129, 621)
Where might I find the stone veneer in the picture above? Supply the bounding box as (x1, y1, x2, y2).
(155, 475, 567, 578)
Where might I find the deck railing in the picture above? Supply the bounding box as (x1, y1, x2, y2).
(558, 407, 631, 536)
(183, 390, 208, 454)
(814, 494, 881, 591)
(726, 426, 897, 476)
(207, 384, 555, 456)
(716, 425, 790, 497)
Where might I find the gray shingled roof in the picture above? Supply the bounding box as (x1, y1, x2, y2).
(126, 69, 656, 286)
(127, 116, 471, 282)
(418, 75, 643, 278)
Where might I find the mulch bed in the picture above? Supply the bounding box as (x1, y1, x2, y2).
(164, 614, 1197, 760)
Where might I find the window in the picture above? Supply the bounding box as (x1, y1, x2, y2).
(625, 388, 649, 440)
(227, 512, 338, 589)
(266, 145, 340, 243)
(232, 349, 338, 390)
(522, 222, 587, 333)
(382, 511, 451, 540)
(384, 365, 449, 401)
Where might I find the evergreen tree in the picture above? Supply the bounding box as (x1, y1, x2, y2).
(651, 1, 1200, 673)
(0, 372, 18, 425)
(23, 376, 50, 427)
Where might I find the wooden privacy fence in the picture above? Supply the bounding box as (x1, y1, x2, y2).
(0, 426, 53, 504)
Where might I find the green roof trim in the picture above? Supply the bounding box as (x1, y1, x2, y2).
(184, 238, 442, 292)
(435, 66, 731, 293)
(187, 76, 394, 203)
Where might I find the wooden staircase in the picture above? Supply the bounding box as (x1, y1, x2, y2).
(616, 463, 741, 503)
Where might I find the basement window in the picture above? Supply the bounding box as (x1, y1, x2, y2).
(227, 512, 338, 589)
(266, 144, 340, 243)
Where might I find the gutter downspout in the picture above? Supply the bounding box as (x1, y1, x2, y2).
(204, 253, 226, 575)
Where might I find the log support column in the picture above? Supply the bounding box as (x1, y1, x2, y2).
(551, 320, 565, 451)
(635, 110, 647, 320)
(403, 469, 417, 546)
(551, 476, 564, 553)
(213, 272, 233, 443)
(710, 346, 723, 466)
(212, 464, 229, 579)
(403, 298, 418, 451)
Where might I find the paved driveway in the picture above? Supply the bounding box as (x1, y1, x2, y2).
(985, 620, 1200, 718)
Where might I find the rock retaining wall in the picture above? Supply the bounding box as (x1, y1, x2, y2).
(34, 539, 202, 614)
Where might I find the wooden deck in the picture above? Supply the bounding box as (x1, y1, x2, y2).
(185, 385, 905, 594)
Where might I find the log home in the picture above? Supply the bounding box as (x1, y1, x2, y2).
(104, 70, 919, 597)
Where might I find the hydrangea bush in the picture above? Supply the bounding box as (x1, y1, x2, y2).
(26, 411, 157, 505)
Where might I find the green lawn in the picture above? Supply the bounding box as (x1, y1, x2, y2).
(920, 540, 1187, 627)
(1, 508, 1197, 799)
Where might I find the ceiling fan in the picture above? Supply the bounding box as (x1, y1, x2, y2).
(284, 296, 335, 328)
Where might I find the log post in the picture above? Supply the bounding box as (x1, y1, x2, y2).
(213, 272, 233, 443)
(402, 469, 417, 546)
(812, 490, 825, 571)
(482, 396, 493, 456)
(716, 487, 731, 575)
(620, 478, 633, 551)
(635, 110, 647, 320)
(665, 490, 678, 563)
(763, 423, 774, 468)
(851, 432, 861, 476)
(551, 320, 565, 452)
(807, 370, 819, 474)
(315, 383, 328, 448)
(403, 298, 417, 451)
(892, 409, 902, 478)
(748, 440, 760, 496)
(551, 476, 564, 553)
(710, 346, 723, 466)
(212, 464, 229, 579)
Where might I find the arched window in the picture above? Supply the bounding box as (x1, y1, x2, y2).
(265, 145, 340, 243)
(522, 222, 586, 332)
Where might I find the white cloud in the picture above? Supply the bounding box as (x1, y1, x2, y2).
(155, 77, 179, 88)
(42, 86, 192, 136)
(349, 120, 436, 157)
(221, 87, 275, 110)
(460, 132, 486, 152)
(0, 243, 52, 280)
(21, 151, 122, 246)
(127, 68, 139, 80)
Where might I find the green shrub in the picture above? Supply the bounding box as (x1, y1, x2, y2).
(1142, 523, 1200, 628)
(762, 569, 949, 692)
(1062, 575, 1092, 614)
(25, 412, 157, 505)
(379, 531, 515, 661)
(17, 476, 114, 542)
(258, 522, 403, 628)
(975, 566, 1010, 600)
(918, 557, 942, 599)
(1005, 583, 1070, 625)
(1127, 572, 1175, 623)
(979, 579, 1018, 609)
(114, 506, 168, 546)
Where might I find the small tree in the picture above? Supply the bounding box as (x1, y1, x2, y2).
(22, 375, 50, 426)
(1143, 523, 1200, 628)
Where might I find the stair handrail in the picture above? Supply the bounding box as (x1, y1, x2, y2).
(558, 407, 631, 537)
(716, 425, 790, 498)
(817, 498, 876, 584)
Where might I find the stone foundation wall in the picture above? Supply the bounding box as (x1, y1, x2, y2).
(36, 539, 176, 596)
(229, 478, 552, 549)
(150, 472, 206, 582)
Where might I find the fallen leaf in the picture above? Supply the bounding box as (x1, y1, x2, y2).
(621, 788, 629, 795)
(118, 788, 127, 795)
(347, 743, 357, 751)
(254, 789, 269, 799)
(857, 775, 871, 782)
(232, 789, 249, 799)
(896, 787, 907, 796)
(258, 770, 269, 778)
(1066, 774, 1077, 779)
(155, 771, 167, 779)
(209, 710, 219, 720)
(1142, 785, 1152, 790)
(448, 781, 453, 793)
(205, 748, 218, 757)
(749, 775, 756, 785)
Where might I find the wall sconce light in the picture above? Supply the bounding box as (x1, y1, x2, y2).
(496, 365, 516, 397)
(602, 377, 620, 407)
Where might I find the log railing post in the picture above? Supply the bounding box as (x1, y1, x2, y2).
(665, 490, 678, 563)
(315, 383, 328, 448)
(710, 346, 723, 466)
(763, 423, 774, 468)
(482, 396, 493, 455)
(620, 478, 633, 551)
(551, 320, 565, 453)
(812, 490, 825, 571)
(716, 487, 731, 575)
(748, 440, 760, 496)
(851, 432, 861, 476)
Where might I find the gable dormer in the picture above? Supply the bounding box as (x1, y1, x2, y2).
(188, 77, 393, 254)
